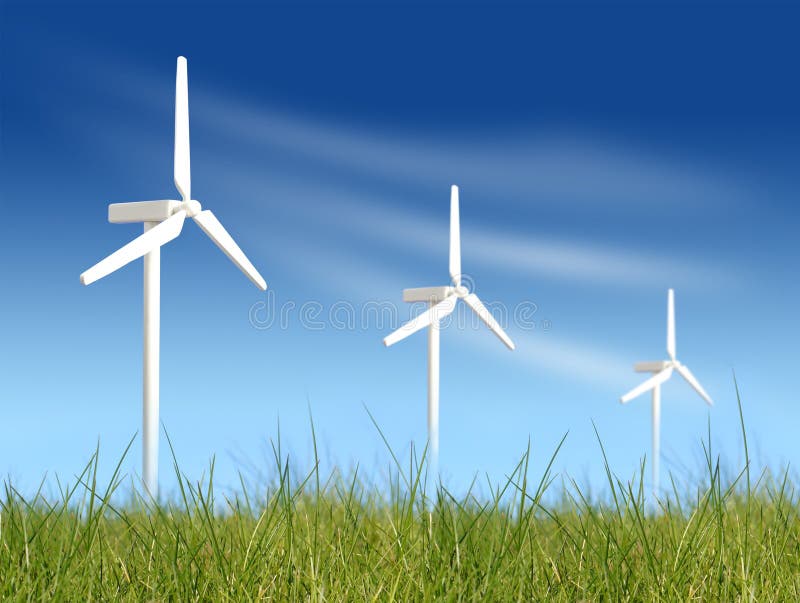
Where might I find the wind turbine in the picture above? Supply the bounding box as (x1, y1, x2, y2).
(80, 57, 267, 498)
(620, 289, 712, 496)
(383, 185, 515, 473)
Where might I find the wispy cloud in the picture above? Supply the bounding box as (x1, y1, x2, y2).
(464, 327, 631, 391)
(78, 51, 756, 216)
(269, 191, 732, 289)
(75, 55, 739, 389)
(78, 52, 742, 293)
(149, 151, 731, 292)
(192, 95, 754, 214)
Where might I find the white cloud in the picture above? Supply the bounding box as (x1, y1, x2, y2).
(87, 53, 754, 215)
(241, 185, 731, 290)
(78, 57, 739, 389)
(473, 328, 631, 391)
(191, 95, 752, 213)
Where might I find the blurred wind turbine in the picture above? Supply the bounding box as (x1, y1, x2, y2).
(620, 289, 712, 497)
(80, 57, 266, 498)
(383, 185, 515, 474)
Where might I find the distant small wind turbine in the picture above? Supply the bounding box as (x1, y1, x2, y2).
(80, 57, 266, 498)
(383, 185, 515, 472)
(620, 289, 712, 496)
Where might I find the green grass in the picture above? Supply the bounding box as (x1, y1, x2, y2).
(2, 388, 800, 600)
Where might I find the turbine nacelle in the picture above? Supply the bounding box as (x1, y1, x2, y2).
(108, 199, 202, 224)
(635, 359, 687, 373)
(403, 286, 453, 304)
(634, 360, 671, 373)
(402, 284, 470, 304)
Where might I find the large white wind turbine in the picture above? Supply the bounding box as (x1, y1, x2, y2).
(80, 57, 266, 498)
(383, 185, 515, 472)
(620, 289, 712, 496)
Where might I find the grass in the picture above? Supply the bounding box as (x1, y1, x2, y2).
(2, 386, 800, 600)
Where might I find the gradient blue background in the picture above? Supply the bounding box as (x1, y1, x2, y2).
(2, 1, 798, 499)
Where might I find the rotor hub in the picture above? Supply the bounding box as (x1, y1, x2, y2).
(178, 199, 202, 217)
(454, 284, 469, 298)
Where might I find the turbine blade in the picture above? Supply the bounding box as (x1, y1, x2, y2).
(449, 185, 461, 286)
(620, 367, 674, 404)
(463, 293, 515, 350)
(80, 210, 186, 285)
(193, 210, 267, 290)
(667, 288, 676, 360)
(174, 56, 191, 202)
(675, 364, 713, 405)
(383, 295, 457, 347)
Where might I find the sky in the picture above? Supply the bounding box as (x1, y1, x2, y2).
(1, 0, 799, 501)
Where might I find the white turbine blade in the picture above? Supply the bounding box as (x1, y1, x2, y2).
(193, 210, 267, 290)
(174, 56, 191, 202)
(463, 293, 515, 350)
(449, 185, 461, 286)
(383, 295, 457, 347)
(667, 288, 676, 360)
(620, 367, 673, 404)
(80, 210, 186, 285)
(675, 364, 713, 406)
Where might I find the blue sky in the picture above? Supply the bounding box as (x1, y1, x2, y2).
(1, 1, 799, 499)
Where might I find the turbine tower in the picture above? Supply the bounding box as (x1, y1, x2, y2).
(383, 185, 515, 473)
(620, 289, 712, 497)
(80, 57, 267, 498)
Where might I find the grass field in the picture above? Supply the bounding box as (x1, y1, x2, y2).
(2, 395, 799, 601)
